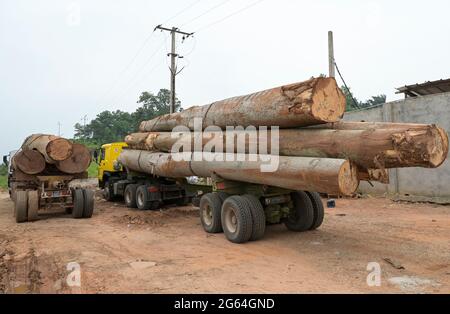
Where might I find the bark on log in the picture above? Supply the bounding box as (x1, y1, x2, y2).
(118, 150, 360, 196)
(11, 150, 46, 175)
(139, 77, 346, 132)
(314, 121, 447, 132)
(22, 134, 73, 163)
(126, 123, 449, 169)
(55, 143, 91, 174)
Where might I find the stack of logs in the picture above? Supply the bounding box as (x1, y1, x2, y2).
(119, 77, 449, 196)
(12, 134, 92, 176)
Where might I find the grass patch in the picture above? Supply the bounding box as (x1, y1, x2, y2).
(0, 175, 7, 190)
(88, 162, 98, 178)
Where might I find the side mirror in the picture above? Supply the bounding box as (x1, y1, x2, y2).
(2, 155, 8, 167)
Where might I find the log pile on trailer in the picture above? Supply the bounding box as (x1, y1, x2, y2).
(116, 76, 448, 243)
(9, 134, 94, 223)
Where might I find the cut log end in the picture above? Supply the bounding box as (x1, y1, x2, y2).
(12, 150, 46, 175)
(429, 126, 449, 168)
(338, 161, 360, 196)
(56, 144, 91, 174)
(46, 138, 73, 161)
(311, 78, 346, 123)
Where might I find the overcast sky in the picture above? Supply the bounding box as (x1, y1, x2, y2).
(1, 0, 449, 154)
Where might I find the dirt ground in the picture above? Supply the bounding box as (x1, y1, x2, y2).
(0, 190, 449, 294)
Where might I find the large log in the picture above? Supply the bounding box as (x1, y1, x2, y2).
(55, 143, 91, 174)
(125, 123, 449, 169)
(11, 150, 46, 175)
(22, 134, 73, 163)
(118, 150, 360, 196)
(140, 77, 346, 132)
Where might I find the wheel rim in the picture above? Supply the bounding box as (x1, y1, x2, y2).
(224, 207, 238, 233)
(125, 190, 131, 204)
(202, 204, 213, 226)
(137, 190, 144, 207)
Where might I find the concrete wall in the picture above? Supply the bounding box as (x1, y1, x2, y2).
(344, 92, 450, 203)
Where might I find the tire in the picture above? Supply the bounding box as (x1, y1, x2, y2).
(15, 190, 28, 223)
(200, 193, 223, 234)
(72, 189, 85, 219)
(124, 184, 138, 208)
(221, 196, 253, 244)
(103, 181, 114, 202)
(217, 192, 229, 203)
(284, 191, 315, 232)
(136, 185, 151, 210)
(242, 195, 266, 241)
(82, 189, 95, 218)
(306, 192, 325, 230)
(27, 190, 39, 222)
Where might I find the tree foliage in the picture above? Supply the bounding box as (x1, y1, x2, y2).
(341, 86, 386, 112)
(74, 89, 181, 145)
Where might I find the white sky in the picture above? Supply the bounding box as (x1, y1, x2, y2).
(1, 0, 449, 153)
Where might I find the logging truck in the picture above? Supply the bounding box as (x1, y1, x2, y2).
(98, 142, 194, 209)
(4, 150, 95, 223)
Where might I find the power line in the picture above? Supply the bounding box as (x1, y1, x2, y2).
(334, 61, 361, 110)
(195, 0, 266, 33)
(161, 0, 203, 25)
(155, 25, 194, 114)
(106, 37, 167, 105)
(181, 0, 233, 27)
(97, 0, 203, 106)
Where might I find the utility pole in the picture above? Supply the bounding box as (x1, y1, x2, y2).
(155, 25, 194, 114)
(328, 31, 336, 78)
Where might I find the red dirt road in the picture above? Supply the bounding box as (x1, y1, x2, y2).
(0, 191, 449, 294)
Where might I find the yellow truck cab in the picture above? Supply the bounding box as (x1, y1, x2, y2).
(98, 142, 194, 210)
(98, 142, 127, 188)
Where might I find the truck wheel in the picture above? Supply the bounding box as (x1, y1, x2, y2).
(72, 189, 85, 219)
(15, 190, 28, 223)
(284, 191, 314, 232)
(136, 185, 151, 210)
(217, 192, 229, 203)
(242, 195, 266, 241)
(27, 190, 39, 222)
(124, 184, 139, 208)
(200, 193, 223, 234)
(221, 196, 253, 244)
(82, 189, 95, 218)
(103, 181, 114, 202)
(306, 192, 325, 230)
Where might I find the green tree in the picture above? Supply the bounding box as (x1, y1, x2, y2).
(74, 88, 182, 145)
(341, 86, 361, 112)
(74, 110, 135, 145)
(342, 85, 386, 112)
(133, 89, 181, 127)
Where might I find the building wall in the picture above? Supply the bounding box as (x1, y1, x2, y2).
(344, 92, 450, 203)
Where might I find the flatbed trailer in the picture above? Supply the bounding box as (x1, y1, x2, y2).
(186, 175, 325, 244)
(5, 151, 95, 223)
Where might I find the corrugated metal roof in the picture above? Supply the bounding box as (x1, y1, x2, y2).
(396, 78, 450, 97)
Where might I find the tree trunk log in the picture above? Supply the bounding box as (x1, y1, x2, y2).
(126, 123, 449, 169)
(55, 143, 91, 174)
(22, 134, 73, 163)
(139, 77, 345, 132)
(11, 150, 46, 175)
(118, 150, 360, 196)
